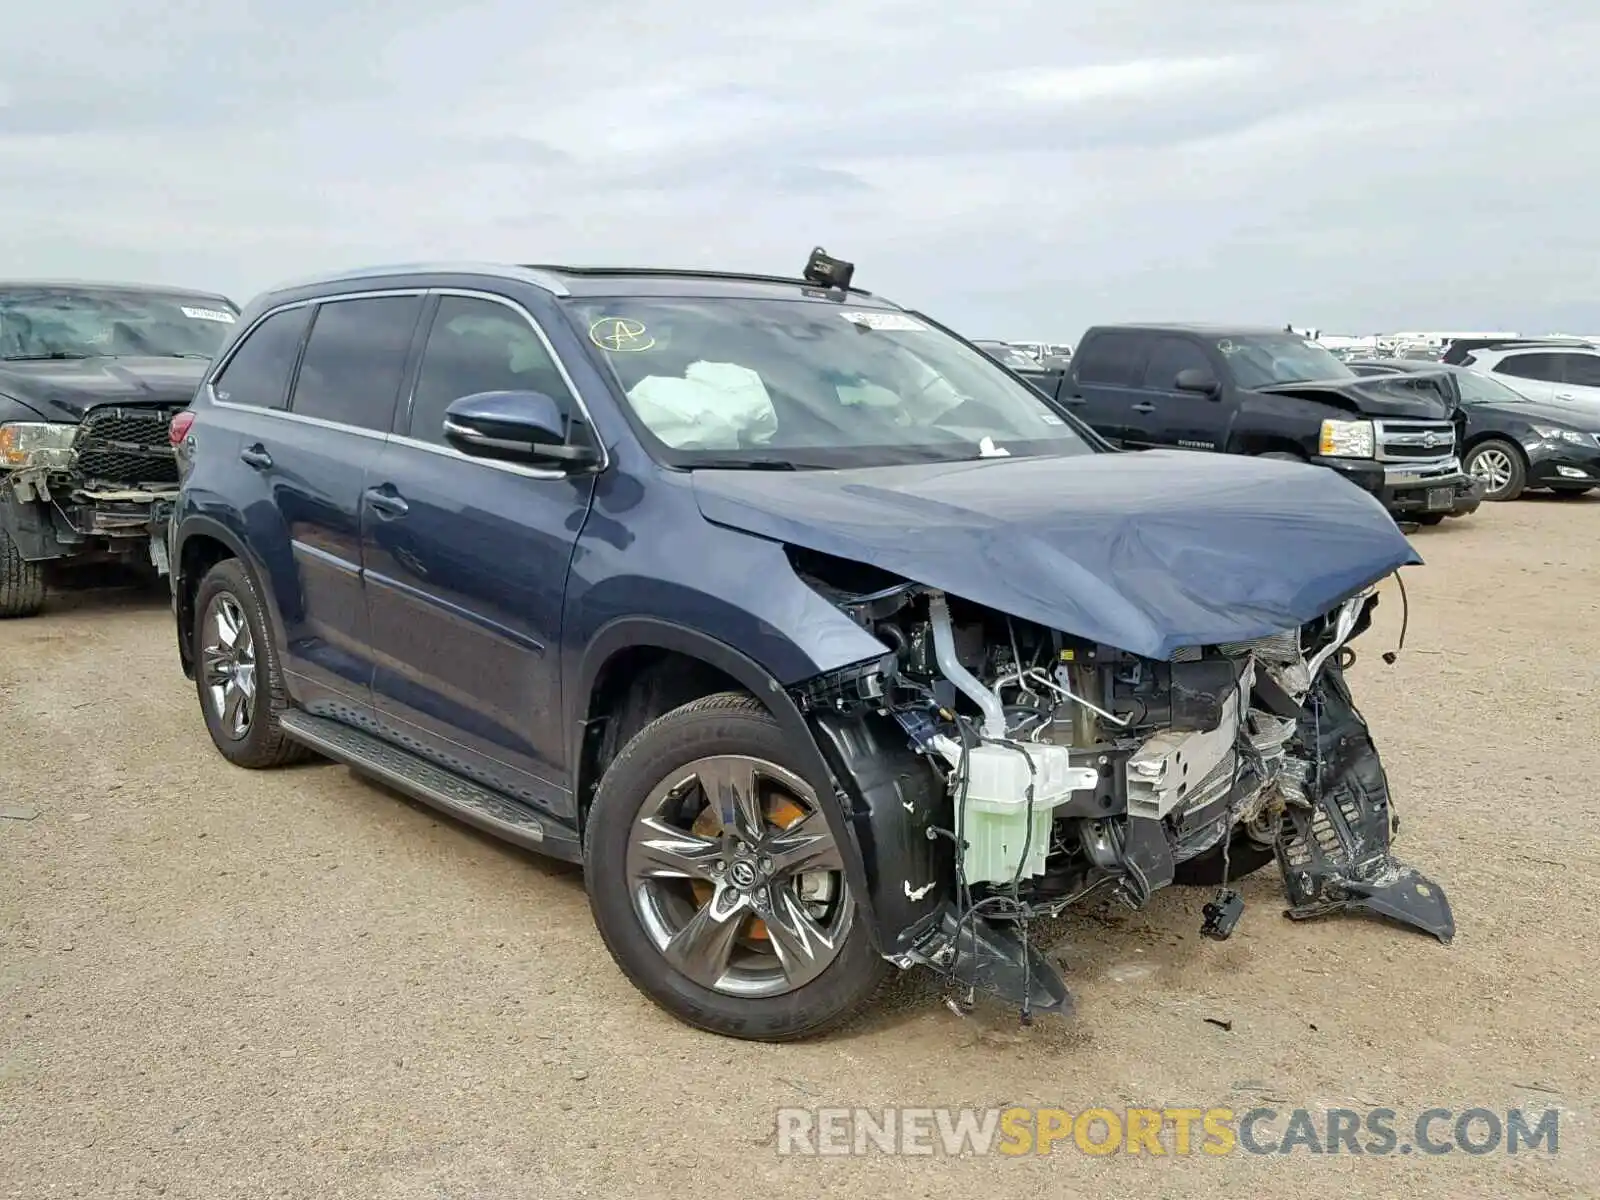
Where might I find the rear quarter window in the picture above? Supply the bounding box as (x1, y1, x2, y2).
(211, 306, 312, 411)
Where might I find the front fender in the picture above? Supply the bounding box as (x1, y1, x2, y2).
(571, 617, 944, 957)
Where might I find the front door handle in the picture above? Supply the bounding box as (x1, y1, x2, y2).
(363, 485, 409, 518)
(1062, 395, 1086, 405)
(239, 444, 272, 469)
(1555, 391, 1577, 400)
(1131, 402, 1156, 413)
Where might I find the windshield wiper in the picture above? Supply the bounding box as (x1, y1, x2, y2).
(687, 457, 801, 470)
(0, 351, 92, 361)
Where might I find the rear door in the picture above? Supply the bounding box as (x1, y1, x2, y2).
(260, 292, 425, 709)
(360, 291, 597, 815)
(1067, 332, 1149, 445)
(1131, 335, 1227, 451)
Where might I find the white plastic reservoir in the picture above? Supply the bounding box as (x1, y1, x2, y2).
(959, 742, 1098, 884)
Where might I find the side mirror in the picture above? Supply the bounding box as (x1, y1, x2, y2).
(442, 390, 599, 469)
(1174, 367, 1220, 396)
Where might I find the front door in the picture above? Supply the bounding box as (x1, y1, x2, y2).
(361, 292, 597, 817)
(1134, 336, 1229, 451)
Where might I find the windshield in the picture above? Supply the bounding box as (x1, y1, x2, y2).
(1454, 367, 1536, 406)
(0, 287, 238, 361)
(567, 297, 1093, 468)
(1218, 334, 1354, 388)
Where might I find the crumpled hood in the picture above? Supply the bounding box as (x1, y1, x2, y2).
(1256, 374, 1455, 418)
(693, 450, 1421, 660)
(0, 356, 207, 422)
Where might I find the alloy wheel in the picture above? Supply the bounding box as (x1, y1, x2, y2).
(1468, 447, 1515, 496)
(624, 755, 851, 998)
(200, 592, 257, 740)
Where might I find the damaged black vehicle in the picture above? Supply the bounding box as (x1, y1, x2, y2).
(0, 280, 238, 616)
(171, 252, 1453, 1043)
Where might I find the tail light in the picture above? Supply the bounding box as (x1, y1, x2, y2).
(168, 410, 195, 446)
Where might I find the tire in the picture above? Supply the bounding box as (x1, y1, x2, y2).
(1413, 513, 1447, 526)
(191, 557, 311, 768)
(1462, 438, 1526, 501)
(1172, 830, 1278, 886)
(1548, 487, 1593, 499)
(0, 529, 46, 618)
(584, 691, 888, 1041)
(1256, 451, 1305, 462)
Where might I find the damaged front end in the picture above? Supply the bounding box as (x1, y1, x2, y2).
(0, 405, 181, 575)
(788, 552, 1453, 1020)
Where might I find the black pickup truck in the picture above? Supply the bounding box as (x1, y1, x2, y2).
(1017, 324, 1484, 524)
(0, 280, 238, 616)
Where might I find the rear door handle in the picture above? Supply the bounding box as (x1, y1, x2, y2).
(1131, 402, 1156, 413)
(363, 485, 409, 518)
(1062, 395, 1086, 405)
(1555, 391, 1577, 400)
(239, 445, 272, 469)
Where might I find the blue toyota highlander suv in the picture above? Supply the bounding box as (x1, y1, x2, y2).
(170, 251, 1453, 1040)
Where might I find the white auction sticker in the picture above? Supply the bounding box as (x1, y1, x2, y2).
(840, 311, 928, 332)
(181, 306, 237, 323)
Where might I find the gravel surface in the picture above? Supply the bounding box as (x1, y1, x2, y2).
(2, 497, 1596, 1199)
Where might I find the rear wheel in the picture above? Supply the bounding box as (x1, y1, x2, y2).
(1256, 450, 1305, 462)
(192, 558, 311, 768)
(1548, 487, 1593, 499)
(1463, 438, 1526, 501)
(584, 692, 887, 1041)
(0, 530, 46, 618)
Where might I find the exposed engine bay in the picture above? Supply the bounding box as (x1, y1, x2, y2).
(790, 548, 1455, 1020)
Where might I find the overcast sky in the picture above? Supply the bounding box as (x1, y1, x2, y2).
(2, 1, 1596, 340)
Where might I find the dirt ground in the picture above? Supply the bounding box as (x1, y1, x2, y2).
(2, 496, 1596, 1199)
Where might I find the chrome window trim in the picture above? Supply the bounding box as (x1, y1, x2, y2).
(415, 287, 609, 474)
(204, 281, 608, 481)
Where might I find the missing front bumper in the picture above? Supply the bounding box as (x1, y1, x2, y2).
(1274, 664, 1455, 943)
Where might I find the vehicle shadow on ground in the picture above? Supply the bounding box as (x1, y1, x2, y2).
(1520, 490, 1597, 505)
(40, 565, 170, 616)
(333, 768, 1242, 1042)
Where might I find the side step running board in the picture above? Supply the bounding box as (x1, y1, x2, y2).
(278, 711, 581, 863)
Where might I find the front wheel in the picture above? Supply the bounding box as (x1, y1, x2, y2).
(1548, 487, 1594, 499)
(1463, 439, 1526, 501)
(584, 692, 888, 1041)
(0, 530, 46, 618)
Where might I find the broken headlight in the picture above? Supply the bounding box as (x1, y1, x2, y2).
(1318, 418, 1375, 458)
(1530, 425, 1590, 446)
(0, 421, 76, 471)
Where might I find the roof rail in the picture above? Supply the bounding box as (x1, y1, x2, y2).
(520, 264, 879, 298)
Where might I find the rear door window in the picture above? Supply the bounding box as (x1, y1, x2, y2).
(288, 295, 424, 432)
(211, 307, 311, 410)
(1075, 333, 1146, 386)
(1556, 354, 1600, 388)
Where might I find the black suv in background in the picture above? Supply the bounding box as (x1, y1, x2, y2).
(0, 280, 239, 615)
(1020, 324, 1483, 525)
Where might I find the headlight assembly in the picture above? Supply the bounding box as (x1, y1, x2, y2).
(1319, 418, 1375, 458)
(0, 421, 77, 471)
(1531, 425, 1590, 446)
